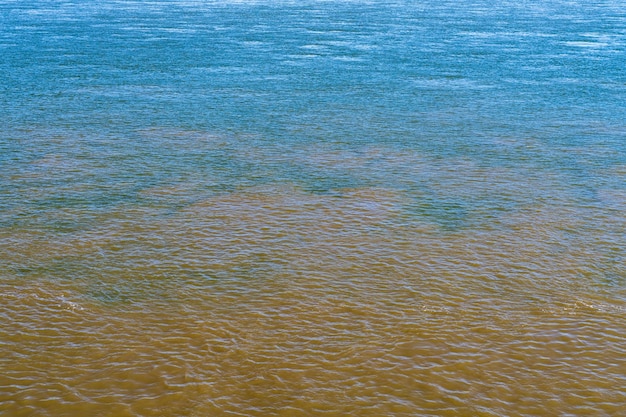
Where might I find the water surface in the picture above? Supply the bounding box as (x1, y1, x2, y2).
(1, 0, 625, 415)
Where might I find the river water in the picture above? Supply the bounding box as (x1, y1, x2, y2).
(1, 0, 625, 415)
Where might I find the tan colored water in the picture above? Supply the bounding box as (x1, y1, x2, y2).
(2, 185, 624, 416)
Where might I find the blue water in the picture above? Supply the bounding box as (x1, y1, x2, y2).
(3, 1, 624, 208)
(1, 1, 626, 415)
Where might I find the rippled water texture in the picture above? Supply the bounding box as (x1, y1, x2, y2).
(1, 0, 625, 415)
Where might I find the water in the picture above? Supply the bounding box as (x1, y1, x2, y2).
(1, 0, 625, 415)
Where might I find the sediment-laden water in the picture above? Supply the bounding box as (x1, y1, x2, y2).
(1, 0, 625, 415)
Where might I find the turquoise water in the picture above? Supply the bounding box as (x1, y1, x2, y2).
(1, 1, 625, 416)
(2, 0, 625, 217)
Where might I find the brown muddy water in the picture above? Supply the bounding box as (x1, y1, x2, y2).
(2, 177, 625, 416)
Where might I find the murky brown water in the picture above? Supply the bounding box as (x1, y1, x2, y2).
(2, 183, 625, 416)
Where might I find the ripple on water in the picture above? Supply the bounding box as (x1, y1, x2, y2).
(2, 0, 626, 414)
(1, 181, 625, 415)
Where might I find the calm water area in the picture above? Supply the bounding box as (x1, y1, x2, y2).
(1, 0, 625, 415)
